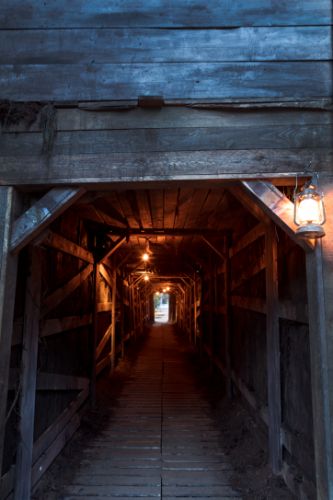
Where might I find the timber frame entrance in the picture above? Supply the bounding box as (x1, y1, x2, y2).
(0, 106, 333, 499)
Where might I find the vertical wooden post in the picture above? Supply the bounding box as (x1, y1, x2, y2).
(110, 268, 117, 372)
(14, 246, 42, 500)
(305, 175, 333, 500)
(0, 187, 19, 477)
(224, 235, 232, 397)
(90, 262, 98, 406)
(265, 222, 282, 474)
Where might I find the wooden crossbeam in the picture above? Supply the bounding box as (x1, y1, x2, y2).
(36, 373, 89, 391)
(41, 314, 92, 338)
(231, 252, 266, 291)
(99, 264, 113, 289)
(41, 264, 93, 317)
(98, 236, 127, 263)
(230, 223, 265, 258)
(96, 324, 112, 360)
(10, 187, 85, 254)
(41, 230, 94, 263)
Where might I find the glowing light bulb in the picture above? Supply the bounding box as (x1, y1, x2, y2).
(297, 197, 321, 224)
(144, 274, 149, 282)
(142, 252, 149, 261)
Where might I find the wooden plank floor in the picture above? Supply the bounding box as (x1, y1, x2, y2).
(41, 325, 243, 499)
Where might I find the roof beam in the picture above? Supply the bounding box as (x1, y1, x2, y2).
(10, 188, 85, 254)
(239, 181, 314, 252)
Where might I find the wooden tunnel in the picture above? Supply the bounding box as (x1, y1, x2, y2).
(0, 1, 332, 498)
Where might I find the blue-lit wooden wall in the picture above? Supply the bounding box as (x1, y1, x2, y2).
(0, 0, 331, 101)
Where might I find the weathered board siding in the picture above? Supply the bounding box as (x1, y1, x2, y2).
(0, 0, 331, 101)
(0, 107, 332, 186)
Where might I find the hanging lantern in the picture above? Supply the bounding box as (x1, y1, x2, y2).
(294, 179, 326, 238)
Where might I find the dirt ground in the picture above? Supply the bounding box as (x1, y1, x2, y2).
(33, 335, 295, 500)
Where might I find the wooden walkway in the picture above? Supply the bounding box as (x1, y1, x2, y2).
(41, 325, 243, 499)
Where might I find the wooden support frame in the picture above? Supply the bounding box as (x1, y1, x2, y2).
(10, 187, 85, 254)
(14, 246, 42, 499)
(0, 187, 20, 477)
(265, 222, 282, 473)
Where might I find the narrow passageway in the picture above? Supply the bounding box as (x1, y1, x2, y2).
(33, 325, 242, 499)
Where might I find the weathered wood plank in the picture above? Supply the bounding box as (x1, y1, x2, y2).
(41, 314, 92, 338)
(41, 230, 94, 263)
(96, 302, 112, 313)
(5, 108, 332, 134)
(41, 264, 93, 317)
(0, 188, 19, 476)
(1, 149, 332, 186)
(0, 1, 330, 28)
(110, 268, 117, 372)
(99, 264, 113, 289)
(265, 223, 282, 473)
(306, 177, 333, 500)
(231, 252, 266, 291)
(0, 27, 330, 65)
(14, 247, 42, 500)
(2, 125, 332, 158)
(96, 353, 111, 375)
(10, 188, 85, 254)
(0, 62, 331, 102)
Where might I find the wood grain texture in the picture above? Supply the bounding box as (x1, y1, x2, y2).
(2, 124, 332, 156)
(0, 1, 330, 28)
(0, 62, 331, 101)
(0, 150, 331, 187)
(0, 188, 19, 476)
(0, 27, 329, 65)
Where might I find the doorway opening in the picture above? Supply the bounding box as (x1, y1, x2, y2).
(154, 291, 170, 323)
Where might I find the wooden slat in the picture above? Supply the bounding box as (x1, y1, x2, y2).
(110, 268, 117, 372)
(41, 263, 93, 317)
(99, 263, 113, 289)
(0, 27, 330, 65)
(230, 223, 265, 257)
(10, 188, 85, 254)
(96, 354, 111, 375)
(99, 236, 126, 263)
(41, 314, 92, 338)
(96, 324, 112, 360)
(0, 187, 19, 475)
(265, 223, 282, 473)
(2, 124, 332, 157)
(41, 230, 94, 263)
(96, 301, 112, 313)
(1, 149, 332, 187)
(0, 1, 330, 28)
(6, 108, 331, 134)
(0, 62, 331, 102)
(14, 247, 42, 500)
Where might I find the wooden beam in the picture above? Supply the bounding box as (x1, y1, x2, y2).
(41, 230, 94, 263)
(96, 301, 112, 313)
(305, 176, 333, 500)
(36, 373, 89, 391)
(265, 223, 282, 473)
(0, 187, 19, 477)
(99, 236, 127, 263)
(96, 324, 112, 360)
(41, 263, 93, 317)
(99, 263, 113, 289)
(201, 236, 225, 260)
(96, 354, 111, 375)
(10, 188, 85, 254)
(240, 181, 314, 252)
(231, 252, 266, 291)
(14, 247, 42, 500)
(110, 268, 117, 372)
(1, 150, 332, 187)
(230, 223, 265, 257)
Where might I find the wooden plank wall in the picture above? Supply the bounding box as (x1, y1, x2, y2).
(197, 211, 316, 498)
(0, 0, 331, 101)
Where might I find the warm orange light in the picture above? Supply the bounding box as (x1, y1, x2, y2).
(294, 181, 326, 238)
(142, 253, 149, 262)
(144, 274, 149, 282)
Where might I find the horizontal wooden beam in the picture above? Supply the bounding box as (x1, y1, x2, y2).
(0, 27, 330, 65)
(0, 2, 331, 28)
(1, 149, 332, 187)
(96, 301, 112, 313)
(10, 188, 85, 254)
